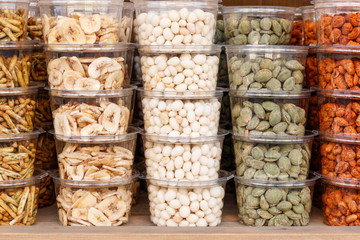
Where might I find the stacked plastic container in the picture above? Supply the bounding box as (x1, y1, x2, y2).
(314, 0, 360, 226)
(38, 0, 139, 226)
(133, 0, 232, 227)
(223, 6, 320, 226)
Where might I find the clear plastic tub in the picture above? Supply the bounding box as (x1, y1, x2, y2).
(120, 2, 134, 43)
(321, 175, 360, 226)
(35, 87, 51, 125)
(142, 130, 227, 181)
(45, 44, 134, 90)
(39, 0, 124, 44)
(301, 6, 316, 46)
(235, 173, 319, 226)
(230, 89, 311, 136)
(139, 45, 221, 91)
(0, 85, 38, 134)
(214, 6, 225, 45)
(0, 169, 46, 225)
(53, 126, 140, 181)
(27, 0, 42, 41)
(290, 8, 303, 46)
(30, 43, 47, 83)
(304, 46, 317, 87)
(225, 45, 308, 91)
(145, 170, 232, 227)
(48, 86, 135, 137)
(0, 130, 42, 180)
(320, 133, 360, 179)
(315, 1, 360, 45)
(51, 171, 136, 226)
(38, 170, 55, 208)
(35, 122, 56, 169)
(0, 0, 29, 42)
(139, 88, 223, 137)
(317, 45, 360, 90)
(222, 6, 295, 45)
(318, 89, 360, 135)
(0, 42, 33, 88)
(233, 131, 316, 181)
(133, 1, 218, 45)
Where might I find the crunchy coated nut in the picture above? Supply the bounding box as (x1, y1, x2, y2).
(56, 185, 132, 226)
(0, 54, 31, 88)
(53, 101, 130, 137)
(0, 8, 27, 42)
(307, 95, 319, 130)
(58, 143, 134, 181)
(38, 175, 55, 208)
(303, 18, 316, 45)
(0, 96, 36, 134)
(42, 13, 121, 44)
(290, 20, 303, 46)
(305, 53, 318, 87)
(0, 185, 39, 225)
(47, 56, 125, 90)
(322, 183, 360, 226)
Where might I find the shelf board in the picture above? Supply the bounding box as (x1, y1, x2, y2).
(1, 192, 360, 240)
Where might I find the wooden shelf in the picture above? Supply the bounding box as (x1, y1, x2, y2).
(1, 192, 360, 240)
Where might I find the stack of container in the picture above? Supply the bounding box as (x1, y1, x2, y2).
(223, 6, 320, 226)
(38, 0, 139, 226)
(133, 0, 232, 227)
(314, 0, 360, 226)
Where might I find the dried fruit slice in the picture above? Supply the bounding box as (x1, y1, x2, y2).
(57, 18, 86, 44)
(87, 207, 111, 226)
(67, 165, 84, 180)
(54, 113, 71, 136)
(80, 123, 104, 136)
(79, 14, 102, 34)
(73, 78, 101, 90)
(88, 57, 122, 79)
(72, 192, 97, 209)
(63, 70, 83, 90)
(97, 195, 126, 221)
(100, 103, 121, 133)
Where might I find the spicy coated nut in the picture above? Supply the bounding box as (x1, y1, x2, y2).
(322, 184, 360, 226)
(305, 53, 318, 87)
(303, 18, 316, 45)
(0, 8, 27, 42)
(290, 21, 303, 46)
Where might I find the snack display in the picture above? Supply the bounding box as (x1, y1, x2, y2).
(0, 2, 28, 42)
(139, 45, 221, 91)
(226, 45, 308, 91)
(146, 170, 231, 227)
(233, 132, 315, 181)
(235, 173, 319, 226)
(223, 6, 295, 45)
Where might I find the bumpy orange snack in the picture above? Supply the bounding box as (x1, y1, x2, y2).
(304, 18, 317, 45)
(291, 21, 303, 45)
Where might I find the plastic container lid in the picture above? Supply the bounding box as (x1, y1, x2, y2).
(0, 0, 30, 3)
(221, 6, 296, 15)
(317, 44, 360, 54)
(133, 0, 218, 9)
(232, 130, 318, 144)
(0, 41, 35, 50)
(320, 174, 360, 188)
(235, 172, 320, 188)
(314, 1, 360, 8)
(225, 45, 309, 54)
(138, 45, 222, 54)
(39, 0, 123, 6)
(0, 129, 43, 142)
(0, 169, 47, 189)
(45, 43, 135, 52)
(47, 85, 136, 98)
(229, 89, 312, 99)
(316, 87, 360, 99)
(320, 132, 360, 144)
(138, 87, 225, 99)
(144, 170, 233, 188)
(51, 126, 141, 143)
(0, 84, 39, 96)
(301, 5, 315, 14)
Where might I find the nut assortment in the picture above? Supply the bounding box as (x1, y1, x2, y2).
(141, 95, 221, 137)
(0, 8, 27, 42)
(134, 8, 216, 45)
(227, 55, 305, 91)
(236, 182, 314, 226)
(147, 181, 226, 227)
(47, 56, 125, 90)
(56, 185, 133, 226)
(52, 101, 130, 137)
(42, 13, 122, 44)
(233, 136, 312, 181)
(139, 48, 220, 91)
(58, 143, 135, 181)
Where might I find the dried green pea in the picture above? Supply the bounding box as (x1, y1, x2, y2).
(260, 18, 272, 31)
(271, 19, 282, 36)
(265, 188, 283, 205)
(239, 18, 251, 34)
(266, 78, 281, 90)
(254, 69, 272, 83)
(248, 31, 261, 44)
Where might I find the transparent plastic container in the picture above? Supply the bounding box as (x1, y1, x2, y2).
(315, 1, 360, 45)
(35, 86, 51, 125)
(38, 170, 55, 208)
(233, 131, 316, 182)
(0, 85, 38, 134)
(48, 86, 135, 137)
(305, 46, 317, 87)
(145, 170, 232, 227)
(39, 0, 124, 44)
(0, 41, 33, 88)
(120, 2, 134, 43)
(138, 45, 221, 91)
(53, 127, 140, 181)
(139, 88, 223, 137)
(0, 0, 29, 42)
(45, 44, 134, 90)
(290, 8, 303, 46)
(51, 171, 136, 226)
(320, 133, 360, 179)
(142, 130, 227, 181)
(222, 6, 295, 45)
(235, 173, 319, 226)
(301, 6, 316, 46)
(132, 161, 144, 205)
(317, 45, 360, 90)
(230, 89, 311, 136)
(27, 0, 42, 41)
(35, 122, 56, 169)
(214, 6, 225, 45)
(321, 175, 360, 226)
(30, 43, 47, 83)
(0, 169, 46, 225)
(133, 1, 218, 45)
(318, 89, 360, 136)
(225, 45, 308, 91)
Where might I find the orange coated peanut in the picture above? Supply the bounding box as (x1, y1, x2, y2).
(304, 18, 317, 45)
(291, 21, 303, 46)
